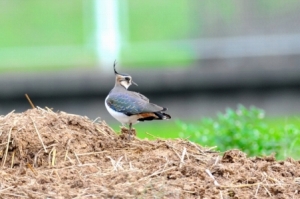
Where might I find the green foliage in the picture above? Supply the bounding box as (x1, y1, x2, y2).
(279, 124, 300, 159)
(177, 105, 300, 159)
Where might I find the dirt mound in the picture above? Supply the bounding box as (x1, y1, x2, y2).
(0, 108, 299, 198)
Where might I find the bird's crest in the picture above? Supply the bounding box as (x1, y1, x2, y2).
(113, 60, 119, 75)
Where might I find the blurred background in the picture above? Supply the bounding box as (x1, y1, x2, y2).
(0, 1, 300, 147)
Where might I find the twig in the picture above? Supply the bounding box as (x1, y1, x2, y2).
(10, 150, 15, 168)
(107, 156, 117, 171)
(188, 140, 205, 153)
(107, 156, 123, 171)
(77, 163, 97, 167)
(129, 162, 133, 170)
(48, 147, 54, 166)
(64, 138, 73, 161)
(77, 151, 108, 156)
(33, 148, 43, 167)
(162, 156, 170, 172)
(3, 110, 15, 119)
(206, 146, 218, 152)
(92, 117, 101, 123)
(64, 150, 68, 162)
(30, 117, 47, 153)
(2, 126, 13, 167)
(140, 166, 176, 180)
(115, 156, 124, 171)
(96, 127, 114, 139)
(262, 184, 272, 197)
(255, 183, 260, 197)
(145, 132, 160, 139)
(25, 94, 35, 109)
(213, 156, 220, 166)
(262, 172, 282, 184)
(165, 142, 181, 160)
(27, 163, 38, 176)
(45, 106, 54, 112)
(74, 151, 82, 165)
(65, 155, 75, 165)
(54, 170, 61, 181)
(179, 147, 187, 168)
(36, 106, 44, 110)
(0, 186, 15, 193)
(52, 148, 56, 166)
(0, 192, 27, 198)
(220, 191, 223, 199)
(219, 182, 286, 188)
(205, 169, 220, 186)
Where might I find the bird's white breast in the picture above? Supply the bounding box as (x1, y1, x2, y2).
(105, 96, 140, 125)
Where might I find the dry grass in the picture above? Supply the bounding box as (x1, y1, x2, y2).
(0, 108, 299, 198)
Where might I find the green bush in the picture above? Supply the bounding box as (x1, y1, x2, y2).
(177, 105, 300, 159)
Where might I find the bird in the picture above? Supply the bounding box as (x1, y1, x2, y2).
(105, 62, 171, 138)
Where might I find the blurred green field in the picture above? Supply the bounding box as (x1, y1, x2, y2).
(0, 0, 97, 71)
(0, 0, 194, 70)
(1, 0, 299, 70)
(111, 116, 300, 139)
(110, 120, 180, 139)
(110, 113, 300, 160)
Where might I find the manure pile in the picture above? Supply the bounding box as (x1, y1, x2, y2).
(0, 108, 299, 198)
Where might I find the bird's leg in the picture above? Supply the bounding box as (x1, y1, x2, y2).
(128, 123, 132, 140)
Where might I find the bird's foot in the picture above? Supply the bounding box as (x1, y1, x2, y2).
(120, 127, 136, 140)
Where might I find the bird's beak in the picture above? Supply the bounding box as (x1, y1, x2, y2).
(132, 81, 138, 86)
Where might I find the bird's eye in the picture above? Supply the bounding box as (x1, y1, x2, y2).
(125, 77, 130, 81)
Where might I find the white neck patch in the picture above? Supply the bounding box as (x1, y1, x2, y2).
(120, 81, 130, 89)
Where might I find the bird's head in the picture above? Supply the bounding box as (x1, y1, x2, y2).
(114, 61, 137, 89)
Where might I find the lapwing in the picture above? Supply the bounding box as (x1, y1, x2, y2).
(105, 62, 171, 138)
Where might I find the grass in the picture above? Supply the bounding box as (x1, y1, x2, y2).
(111, 120, 180, 139)
(111, 106, 300, 160)
(112, 115, 300, 140)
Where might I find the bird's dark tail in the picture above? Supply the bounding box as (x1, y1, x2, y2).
(155, 111, 171, 120)
(137, 111, 171, 122)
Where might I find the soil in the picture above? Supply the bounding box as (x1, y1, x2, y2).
(0, 108, 299, 199)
